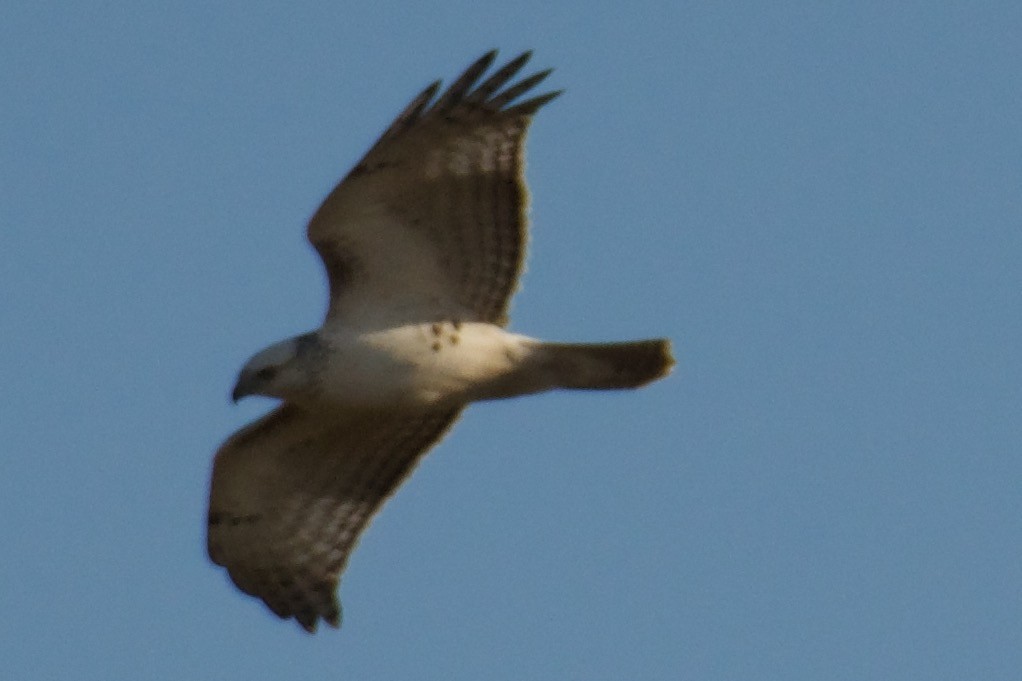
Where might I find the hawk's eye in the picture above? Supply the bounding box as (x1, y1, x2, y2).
(256, 367, 277, 381)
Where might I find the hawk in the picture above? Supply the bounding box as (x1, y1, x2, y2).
(208, 50, 674, 633)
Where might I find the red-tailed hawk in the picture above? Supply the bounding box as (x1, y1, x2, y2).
(208, 50, 673, 633)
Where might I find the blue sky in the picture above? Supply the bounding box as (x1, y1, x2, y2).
(2, 2, 1021, 679)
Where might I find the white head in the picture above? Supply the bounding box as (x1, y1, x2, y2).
(232, 333, 321, 403)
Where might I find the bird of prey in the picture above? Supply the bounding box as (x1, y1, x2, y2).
(207, 50, 674, 633)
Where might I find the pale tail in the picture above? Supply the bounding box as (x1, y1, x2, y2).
(539, 339, 674, 390)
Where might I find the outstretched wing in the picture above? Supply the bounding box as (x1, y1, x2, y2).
(308, 51, 561, 327)
(207, 405, 461, 632)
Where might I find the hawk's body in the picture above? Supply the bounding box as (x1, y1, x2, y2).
(208, 51, 673, 632)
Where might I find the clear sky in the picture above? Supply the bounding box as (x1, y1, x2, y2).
(2, 2, 1020, 680)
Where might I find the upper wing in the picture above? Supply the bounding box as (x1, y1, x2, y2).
(308, 51, 561, 327)
(207, 404, 461, 632)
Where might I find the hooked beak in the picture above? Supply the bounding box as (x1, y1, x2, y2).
(231, 373, 256, 403)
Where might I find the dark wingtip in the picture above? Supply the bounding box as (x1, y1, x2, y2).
(369, 50, 559, 150)
(506, 89, 564, 116)
(429, 49, 558, 116)
(423, 79, 442, 98)
(487, 67, 558, 112)
(433, 50, 500, 111)
(291, 595, 341, 634)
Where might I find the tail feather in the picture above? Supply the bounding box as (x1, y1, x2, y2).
(540, 338, 674, 390)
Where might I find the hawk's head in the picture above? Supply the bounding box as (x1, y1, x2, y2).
(232, 333, 322, 403)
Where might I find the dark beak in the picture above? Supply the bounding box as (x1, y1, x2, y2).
(231, 374, 254, 403)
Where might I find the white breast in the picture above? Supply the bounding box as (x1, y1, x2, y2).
(318, 322, 537, 409)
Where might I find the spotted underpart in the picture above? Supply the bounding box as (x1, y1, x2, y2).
(429, 320, 463, 352)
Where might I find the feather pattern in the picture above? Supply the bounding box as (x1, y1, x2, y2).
(208, 405, 461, 632)
(308, 51, 561, 326)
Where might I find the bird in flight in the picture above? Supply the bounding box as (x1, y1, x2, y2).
(207, 50, 674, 633)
